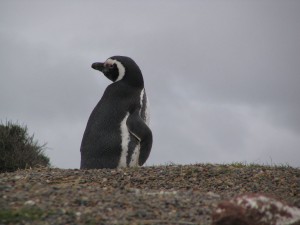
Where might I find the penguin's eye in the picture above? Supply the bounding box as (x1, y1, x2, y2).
(108, 64, 114, 69)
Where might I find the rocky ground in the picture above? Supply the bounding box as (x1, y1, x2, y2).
(0, 163, 299, 225)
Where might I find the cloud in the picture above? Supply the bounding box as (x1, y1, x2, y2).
(1, 1, 299, 168)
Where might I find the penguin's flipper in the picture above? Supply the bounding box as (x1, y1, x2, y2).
(126, 110, 153, 166)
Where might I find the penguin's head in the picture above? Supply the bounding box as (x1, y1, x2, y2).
(91, 56, 144, 87)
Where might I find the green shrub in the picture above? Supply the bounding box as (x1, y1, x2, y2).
(0, 121, 50, 172)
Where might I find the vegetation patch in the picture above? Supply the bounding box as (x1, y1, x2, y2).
(0, 121, 50, 172)
(0, 207, 46, 223)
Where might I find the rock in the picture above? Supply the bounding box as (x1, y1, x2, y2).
(24, 200, 35, 206)
(212, 193, 300, 225)
(14, 175, 22, 180)
(206, 191, 220, 198)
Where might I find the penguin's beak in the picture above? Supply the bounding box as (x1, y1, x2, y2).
(91, 62, 104, 71)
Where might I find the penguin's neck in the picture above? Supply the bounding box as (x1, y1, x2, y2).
(120, 68, 144, 89)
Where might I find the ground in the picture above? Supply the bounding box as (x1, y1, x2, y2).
(0, 163, 299, 225)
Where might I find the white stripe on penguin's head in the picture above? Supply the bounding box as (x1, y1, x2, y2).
(105, 58, 126, 82)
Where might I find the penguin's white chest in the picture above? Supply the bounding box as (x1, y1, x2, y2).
(117, 88, 149, 168)
(118, 112, 141, 168)
(140, 88, 150, 125)
(118, 112, 130, 168)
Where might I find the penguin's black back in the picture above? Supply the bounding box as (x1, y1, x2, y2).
(80, 82, 142, 168)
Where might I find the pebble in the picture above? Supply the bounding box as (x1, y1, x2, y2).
(14, 175, 22, 180)
(24, 200, 35, 206)
(206, 192, 220, 198)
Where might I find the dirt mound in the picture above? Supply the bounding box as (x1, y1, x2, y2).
(1, 164, 299, 224)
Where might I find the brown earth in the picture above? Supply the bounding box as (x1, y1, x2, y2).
(0, 163, 299, 225)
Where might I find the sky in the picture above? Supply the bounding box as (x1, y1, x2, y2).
(1, 1, 299, 168)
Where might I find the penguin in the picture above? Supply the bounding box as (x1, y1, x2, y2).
(80, 56, 152, 169)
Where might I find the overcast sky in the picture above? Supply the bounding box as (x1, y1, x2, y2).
(1, 1, 299, 168)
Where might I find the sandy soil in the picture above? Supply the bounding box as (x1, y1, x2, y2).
(0, 164, 299, 225)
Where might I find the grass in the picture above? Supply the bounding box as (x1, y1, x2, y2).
(0, 121, 50, 173)
(0, 207, 47, 223)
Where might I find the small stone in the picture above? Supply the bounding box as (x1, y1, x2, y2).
(24, 200, 35, 206)
(14, 175, 22, 180)
(207, 191, 220, 198)
(60, 208, 67, 214)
